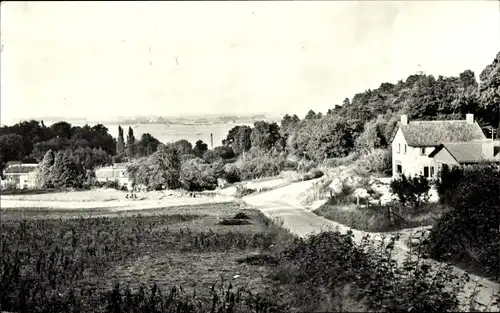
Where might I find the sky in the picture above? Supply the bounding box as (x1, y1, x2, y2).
(1, 1, 499, 123)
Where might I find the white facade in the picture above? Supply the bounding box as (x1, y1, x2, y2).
(95, 164, 131, 188)
(2, 164, 39, 189)
(391, 128, 438, 179)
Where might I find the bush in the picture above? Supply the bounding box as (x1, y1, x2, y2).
(354, 148, 392, 176)
(218, 218, 252, 226)
(390, 174, 430, 208)
(314, 202, 448, 232)
(237, 150, 288, 180)
(94, 179, 126, 191)
(323, 152, 360, 168)
(274, 229, 466, 312)
(223, 163, 241, 183)
(180, 158, 221, 191)
(233, 212, 251, 219)
(302, 168, 324, 181)
(235, 185, 256, 198)
(429, 164, 500, 280)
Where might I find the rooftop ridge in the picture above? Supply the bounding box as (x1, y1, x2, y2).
(407, 120, 470, 124)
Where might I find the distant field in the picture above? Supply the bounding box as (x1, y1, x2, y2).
(106, 123, 253, 146)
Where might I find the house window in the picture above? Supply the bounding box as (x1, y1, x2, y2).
(423, 166, 429, 177)
(430, 166, 435, 177)
(397, 164, 402, 174)
(421, 147, 426, 155)
(397, 144, 401, 154)
(404, 144, 407, 154)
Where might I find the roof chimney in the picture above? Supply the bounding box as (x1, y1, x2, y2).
(401, 114, 408, 126)
(466, 113, 474, 124)
(482, 140, 494, 159)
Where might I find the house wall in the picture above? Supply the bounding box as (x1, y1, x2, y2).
(95, 167, 130, 187)
(392, 128, 437, 178)
(4, 173, 32, 189)
(431, 148, 458, 176)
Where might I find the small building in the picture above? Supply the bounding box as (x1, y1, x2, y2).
(95, 163, 131, 188)
(428, 139, 500, 167)
(2, 163, 40, 189)
(391, 113, 488, 179)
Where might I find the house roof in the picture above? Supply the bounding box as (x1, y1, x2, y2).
(428, 140, 499, 164)
(399, 120, 486, 147)
(4, 164, 39, 174)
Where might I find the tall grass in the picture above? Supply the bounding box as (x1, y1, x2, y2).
(314, 201, 450, 232)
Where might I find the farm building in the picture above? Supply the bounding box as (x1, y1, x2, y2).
(391, 113, 499, 179)
(1, 163, 40, 189)
(95, 163, 131, 188)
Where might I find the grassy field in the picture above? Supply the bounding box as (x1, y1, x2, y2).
(1, 200, 487, 312)
(313, 200, 450, 232)
(0, 202, 295, 312)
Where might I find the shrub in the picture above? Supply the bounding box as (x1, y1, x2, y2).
(235, 185, 256, 198)
(218, 218, 252, 226)
(233, 212, 251, 219)
(180, 158, 221, 191)
(323, 152, 360, 168)
(302, 168, 324, 181)
(390, 174, 430, 208)
(274, 229, 466, 312)
(314, 202, 448, 232)
(223, 163, 241, 183)
(94, 179, 126, 191)
(429, 164, 500, 280)
(237, 150, 287, 180)
(354, 148, 392, 176)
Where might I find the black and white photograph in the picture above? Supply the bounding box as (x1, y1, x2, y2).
(0, 1, 499, 312)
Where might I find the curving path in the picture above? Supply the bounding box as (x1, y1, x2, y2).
(242, 178, 499, 312)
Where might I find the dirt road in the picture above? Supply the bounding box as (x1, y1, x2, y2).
(242, 178, 499, 312)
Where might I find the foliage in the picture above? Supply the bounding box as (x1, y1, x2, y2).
(0, 134, 26, 176)
(136, 133, 161, 157)
(302, 168, 324, 181)
(250, 121, 282, 151)
(232, 126, 253, 156)
(0, 212, 289, 313)
(237, 149, 290, 180)
(430, 164, 500, 279)
(235, 185, 257, 198)
(0, 121, 118, 164)
(292, 115, 358, 162)
(390, 174, 430, 208)
(126, 126, 136, 159)
(172, 139, 193, 156)
(355, 148, 392, 176)
(179, 158, 221, 191)
(274, 229, 466, 312)
(218, 218, 252, 226)
(223, 163, 242, 183)
(127, 144, 181, 190)
(193, 140, 208, 158)
(203, 146, 235, 163)
(354, 116, 388, 151)
(116, 125, 125, 156)
(314, 202, 448, 232)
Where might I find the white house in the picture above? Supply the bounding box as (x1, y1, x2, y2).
(391, 113, 492, 179)
(2, 163, 40, 189)
(95, 163, 131, 188)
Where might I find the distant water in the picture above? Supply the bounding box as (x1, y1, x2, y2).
(106, 123, 253, 147)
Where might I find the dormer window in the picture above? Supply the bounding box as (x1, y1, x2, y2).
(420, 147, 426, 155)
